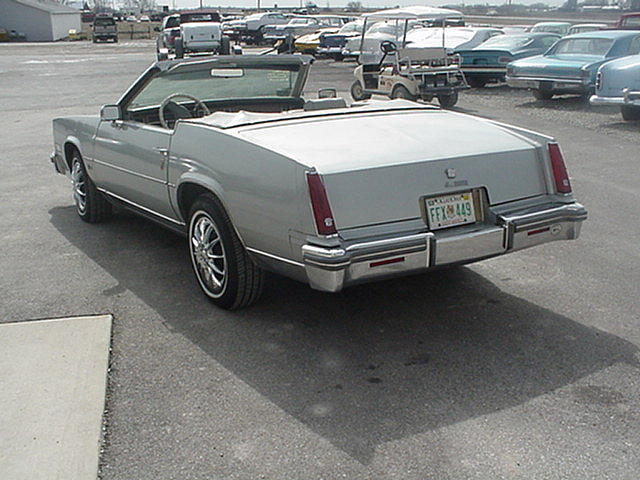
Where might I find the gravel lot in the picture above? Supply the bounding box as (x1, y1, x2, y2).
(1, 40, 639, 480)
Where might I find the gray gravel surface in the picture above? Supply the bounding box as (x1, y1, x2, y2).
(1, 40, 639, 480)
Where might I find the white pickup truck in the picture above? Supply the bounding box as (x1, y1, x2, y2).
(173, 9, 230, 58)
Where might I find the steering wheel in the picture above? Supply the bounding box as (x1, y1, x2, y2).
(159, 93, 211, 130)
(380, 40, 398, 54)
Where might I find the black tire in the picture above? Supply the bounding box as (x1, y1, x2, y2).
(113, 37, 118, 43)
(188, 194, 264, 309)
(621, 105, 640, 121)
(437, 91, 459, 109)
(533, 89, 554, 100)
(70, 150, 112, 223)
(467, 76, 487, 89)
(220, 36, 231, 55)
(350, 80, 372, 101)
(391, 84, 416, 101)
(175, 37, 184, 58)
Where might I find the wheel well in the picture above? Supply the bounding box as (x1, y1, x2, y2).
(63, 142, 79, 170)
(177, 182, 212, 221)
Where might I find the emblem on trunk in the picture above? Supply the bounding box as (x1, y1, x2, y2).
(445, 168, 456, 179)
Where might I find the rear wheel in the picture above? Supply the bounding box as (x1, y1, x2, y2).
(437, 91, 459, 109)
(533, 89, 554, 100)
(350, 80, 371, 101)
(70, 151, 112, 223)
(621, 105, 640, 121)
(175, 37, 184, 58)
(391, 85, 416, 101)
(467, 76, 487, 88)
(188, 194, 264, 309)
(220, 36, 231, 55)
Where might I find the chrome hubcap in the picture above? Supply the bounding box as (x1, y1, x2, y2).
(71, 160, 87, 214)
(191, 214, 226, 294)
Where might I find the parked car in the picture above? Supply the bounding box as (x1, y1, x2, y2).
(294, 28, 340, 54)
(567, 23, 608, 35)
(139, 15, 151, 22)
(342, 21, 415, 60)
(405, 27, 504, 54)
(156, 14, 180, 59)
(174, 9, 230, 58)
(92, 14, 118, 43)
(506, 30, 640, 100)
(590, 54, 640, 121)
(263, 15, 350, 43)
(615, 12, 640, 30)
(457, 33, 561, 88)
(50, 54, 587, 308)
(530, 22, 572, 36)
(50, 54, 587, 309)
(317, 20, 364, 60)
(222, 11, 291, 44)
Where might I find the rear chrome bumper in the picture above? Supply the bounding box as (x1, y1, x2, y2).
(302, 202, 587, 292)
(506, 75, 587, 91)
(50, 151, 67, 175)
(590, 89, 640, 107)
(462, 66, 507, 74)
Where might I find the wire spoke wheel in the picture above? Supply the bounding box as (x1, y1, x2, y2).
(190, 212, 227, 297)
(71, 159, 87, 214)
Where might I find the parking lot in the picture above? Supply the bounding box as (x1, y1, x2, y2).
(1, 40, 639, 479)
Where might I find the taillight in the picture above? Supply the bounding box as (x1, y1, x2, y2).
(306, 171, 337, 236)
(548, 143, 572, 194)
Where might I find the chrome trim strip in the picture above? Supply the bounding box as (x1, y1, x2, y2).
(97, 188, 185, 225)
(246, 247, 305, 268)
(92, 157, 167, 185)
(507, 75, 583, 84)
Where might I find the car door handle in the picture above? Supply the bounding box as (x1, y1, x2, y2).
(154, 147, 169, 155)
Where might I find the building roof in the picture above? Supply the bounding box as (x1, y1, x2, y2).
(8, 0, 80, 14)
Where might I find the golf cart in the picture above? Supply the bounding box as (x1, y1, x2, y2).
(350, 6, 469, 108)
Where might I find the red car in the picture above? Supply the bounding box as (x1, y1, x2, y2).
(615, 12, 640, 30)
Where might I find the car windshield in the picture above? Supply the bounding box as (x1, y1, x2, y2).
(181, 12, 220, 23)
(340, 22, 362, 34)
(621, 16, 640, 27)
(289, 18, 310, 25)
(551, 37, 613, 56)
(367, 22, 397, 35)
(94, 17, 115, 26)
(532, 24, 567, 34)
(165, 16, 179, 28)
(128, 64, 301, 110)
(478, 35, 532, 49)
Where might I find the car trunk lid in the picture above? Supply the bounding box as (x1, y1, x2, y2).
(237, 109, 548, 230)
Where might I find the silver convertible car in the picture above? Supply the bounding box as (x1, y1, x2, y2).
(50, 55, 587, 309)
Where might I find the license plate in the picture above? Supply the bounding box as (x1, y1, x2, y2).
(425, 192, 476, 230)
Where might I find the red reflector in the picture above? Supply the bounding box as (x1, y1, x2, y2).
(307, 171, 337, 236)
(370, 257, 405, 268)
(548, 143, 572, 194)
(527, 226, 550, 236)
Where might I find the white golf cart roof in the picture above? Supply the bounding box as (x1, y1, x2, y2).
(363, 6, 463, 21)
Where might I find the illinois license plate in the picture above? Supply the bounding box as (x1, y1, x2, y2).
(425, 192, 476, 230)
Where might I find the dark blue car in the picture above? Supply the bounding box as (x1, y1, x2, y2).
(456, 33, 561, 88)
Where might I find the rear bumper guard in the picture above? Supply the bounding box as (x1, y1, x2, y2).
(302, 202, 587, 292)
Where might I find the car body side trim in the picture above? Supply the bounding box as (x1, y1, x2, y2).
(246, 247, 305, 267)
(97, 188, 185, 225)
(92, 157, 167, 185)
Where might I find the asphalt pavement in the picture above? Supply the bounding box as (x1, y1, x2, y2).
(1, 40, 639, 480)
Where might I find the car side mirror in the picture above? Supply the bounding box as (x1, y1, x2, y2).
(318, 88, 337, 99)
(100, 104, 120, 122)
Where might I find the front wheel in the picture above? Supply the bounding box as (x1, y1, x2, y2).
(467, 76, 487, 89)
(188, 194, 264, 309)
(220, 36, 231, 55)
(391, 85, 416, 101)
(70, 151, 112, 223)
(533, 89, 554, 100)
(350, 80, 371, 101)
(437, 91, 459, 109)
(174, 38, 184, 58)
(621, 105, 640, 121)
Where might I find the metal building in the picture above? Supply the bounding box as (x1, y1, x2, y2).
(0, 0, 81, 41)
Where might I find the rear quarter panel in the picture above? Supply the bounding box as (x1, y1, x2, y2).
(52, 116, 100, 172)
(168, 123, 309, 261)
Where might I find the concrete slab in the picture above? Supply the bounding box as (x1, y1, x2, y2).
(0, 315, 112, 480)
